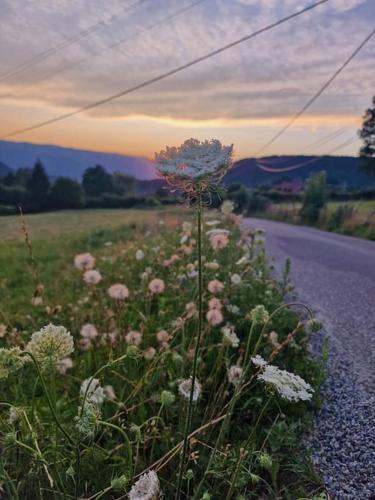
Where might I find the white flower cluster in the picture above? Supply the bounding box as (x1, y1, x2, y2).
(178, 378, 201, 402)
(155, 138, 233, 182)
(128, 470, 160, 500)
(80, 378, 105, 406)
(26, 324, 74, 370)
(221, 324, 240, 348)
(252, 356, 314, 402)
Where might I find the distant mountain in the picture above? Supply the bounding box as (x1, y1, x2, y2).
(0, 140, 156, 180)
(1, 140, 373, 191)
(226, 155, 375, 188)
(0, 161, 11, 177)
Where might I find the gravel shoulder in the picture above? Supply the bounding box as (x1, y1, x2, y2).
(243, 218, 375, 499)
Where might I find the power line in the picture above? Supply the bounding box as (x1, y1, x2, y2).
(256, 135, 359, 173)
(0, 0, 150, 83)
(1, 0, 208, 101)
(255, 27, 375, 155)
(0, 0, 328, 140)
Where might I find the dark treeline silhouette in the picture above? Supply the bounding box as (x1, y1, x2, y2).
(0, 162, 175, 215)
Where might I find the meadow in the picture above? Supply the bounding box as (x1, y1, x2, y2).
(0, 207, 325, 499)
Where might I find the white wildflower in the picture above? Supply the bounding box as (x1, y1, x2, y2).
(221, 324, 240, 348)
(231, 273, 242, 285)
(257, 364, 314, 402)
(251, 355, 268, 367)
(136, 249, 145, 261)
(228, 365, 243, 386)
(178, 378, 201, 402)
(226, 304, 240, 315)
(128, 470, 160, 500)
(155, 138, 233, 182)
(221, 200, 234, 215)
(26, 324, 74, 369)
(80, 378, 105, 406)
(205, 220, 221, 226)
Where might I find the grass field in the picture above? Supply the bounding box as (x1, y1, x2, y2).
(0, 207, 325, 498)
(0, 208, 187, 242)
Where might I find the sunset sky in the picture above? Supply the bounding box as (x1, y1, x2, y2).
(0, 0, 374, 160)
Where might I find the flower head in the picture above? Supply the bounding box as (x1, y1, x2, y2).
(155, 138, 233, 199)
(209, 233, 229, 251)
(125, 331, 142, 346)
(143, 347, 156, 360)
(80, 324, 98, 340)
(83, 270, 102, 286)
(250, 305, 269, 325)
(206, 308, 223, 326)
(178, 378, 201, 402)
(256, 363, 314, 402)
(231, 273, 242, 285)
(26, 324, 74, 370)
(221, 324, 239, 348)
(56, 357, 74, 375)
(251, 355, 268, 367)
(128, 470, 160, 500)
(148, 278, 165, 295)
(80, 377, 105, 406)
(207, 280, 224, 294)
(228, 365, 243, 386)
(74, 252, 95, 271)
(108, 284, 129, 300)
(221, 200, 234, 215)
(136, 249, 145, 261)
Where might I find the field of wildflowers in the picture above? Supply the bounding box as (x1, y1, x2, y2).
(0, 140, 325, 499)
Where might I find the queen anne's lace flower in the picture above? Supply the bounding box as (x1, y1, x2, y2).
(256, 362, 314, 402)
(128, 470, 160, 500)
(80, 377, 105, 406)
(155, 138, 233, 199)
(0, 347, 26, 380)
(178, 378, 201, 402)
(26, 324, 74, 369)
(75, 401, 101, 438)
(251, 355, 268, 367)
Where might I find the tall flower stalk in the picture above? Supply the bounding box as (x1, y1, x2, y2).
(155, 138, 233, 498)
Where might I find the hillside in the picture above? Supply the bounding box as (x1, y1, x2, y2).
(0, 161, 11, 177)
(0, 140, 156, 180)
(225, 155, 374, 188)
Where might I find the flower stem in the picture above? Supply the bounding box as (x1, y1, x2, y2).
(176, 199, 203, 499)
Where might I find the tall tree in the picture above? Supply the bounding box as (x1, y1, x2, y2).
(300, 171, 327, 224)
(359, 95, 375, 176)
(82, 165, 113, 197)
(49, 177, 83, 210)
(26, 160, 50, 210)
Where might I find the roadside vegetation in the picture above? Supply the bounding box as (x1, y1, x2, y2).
(0, 207, 325, 498)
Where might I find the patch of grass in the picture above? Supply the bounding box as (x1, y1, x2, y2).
(0, 209, 325, 499)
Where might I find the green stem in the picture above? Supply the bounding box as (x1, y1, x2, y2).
(98, 420, 133, 480)
(176, 200, 203, 500)
(22, 352, 74, 446)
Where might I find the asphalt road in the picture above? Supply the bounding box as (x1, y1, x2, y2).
(243, 218, 375, 497)
(244, 217, 375, 392)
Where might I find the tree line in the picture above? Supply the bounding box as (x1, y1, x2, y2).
(0, 162, 172, 215)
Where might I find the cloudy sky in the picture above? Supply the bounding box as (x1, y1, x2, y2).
(0, 0, 374, 159)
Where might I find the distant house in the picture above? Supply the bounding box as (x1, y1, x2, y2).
(272, 180, 304, 195)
